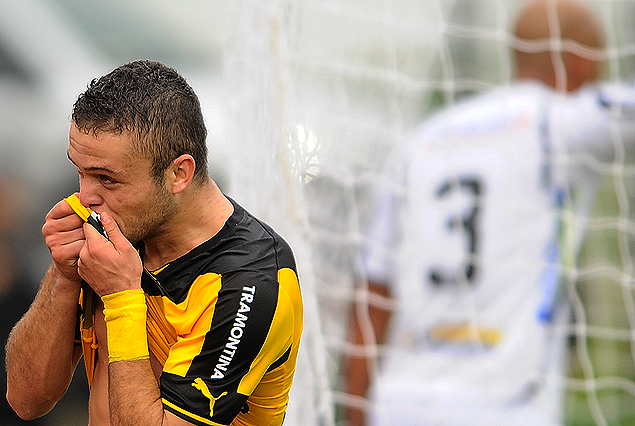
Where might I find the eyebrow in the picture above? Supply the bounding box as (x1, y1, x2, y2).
(66, 150, 123, 177)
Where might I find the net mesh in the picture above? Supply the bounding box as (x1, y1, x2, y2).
(218, 0, 635, 424)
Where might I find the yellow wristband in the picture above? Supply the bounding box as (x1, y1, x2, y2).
(102, 289, 149, 363)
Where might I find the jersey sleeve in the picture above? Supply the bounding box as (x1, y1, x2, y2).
(548, 83, 635, 164)
(158, 271, 292, 426)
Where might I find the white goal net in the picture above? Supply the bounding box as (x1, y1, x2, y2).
(217, 0, 635, 425)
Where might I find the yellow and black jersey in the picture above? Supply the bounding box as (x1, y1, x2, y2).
(140, 198, 303, 426)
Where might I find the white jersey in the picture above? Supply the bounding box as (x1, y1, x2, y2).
(363, 81, 635, 426)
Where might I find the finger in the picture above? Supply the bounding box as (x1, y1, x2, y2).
(50, 238, 84, 262)
(76, 255, 88, 282)
(98, 211, 125, 243)
(44, 225, 85, 245)
(46, 194, 80, 220)
(83, 220, 109, 246)
(80, 224, 106, 271)
(42, 213, 85, 241)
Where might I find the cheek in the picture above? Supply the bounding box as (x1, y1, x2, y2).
(118, 201, 152, 228)
(105, 180, 174, 240)
(104, 199, 144, 233)
(116, 192, 172, 242)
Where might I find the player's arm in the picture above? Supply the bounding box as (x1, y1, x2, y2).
(77, 211, 196, 426)
(345, 281, 392, 426)
(107, 361, 195, 426)
(551, 83, 635, 161)
(344, 171, 402, 426)
(6, 199, 86, 420)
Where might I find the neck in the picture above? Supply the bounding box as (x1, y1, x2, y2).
(141, 180, 234, 271)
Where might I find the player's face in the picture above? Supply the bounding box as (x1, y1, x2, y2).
(67, 122, 178, 245)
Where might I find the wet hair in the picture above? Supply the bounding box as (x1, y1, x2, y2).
(72, 60, 209, 184)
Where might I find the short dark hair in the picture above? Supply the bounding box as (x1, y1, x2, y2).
(72, 60, 209, 184)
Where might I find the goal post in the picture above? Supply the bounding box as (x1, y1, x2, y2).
(218, 0, 635, 425)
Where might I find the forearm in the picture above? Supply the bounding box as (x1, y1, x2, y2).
(345, 282, 392, 426)
(345, 342, 372, 426)
(108, 360, 166, 426)
(102, 289, 169, 426)
(5, 264, 82, 419)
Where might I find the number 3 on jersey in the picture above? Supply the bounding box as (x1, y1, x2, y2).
(428, 175, 483, 287)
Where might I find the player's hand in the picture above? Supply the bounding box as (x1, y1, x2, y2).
(42, 195, 86, 283)
(77, 210, 143, 297)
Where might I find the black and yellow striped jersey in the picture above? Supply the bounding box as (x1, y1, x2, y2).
(138, 198, 303, 426)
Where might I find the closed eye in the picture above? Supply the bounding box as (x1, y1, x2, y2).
(98, 175, 119, 186)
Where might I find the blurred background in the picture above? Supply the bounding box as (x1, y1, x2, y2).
(3, 0, 635, 425)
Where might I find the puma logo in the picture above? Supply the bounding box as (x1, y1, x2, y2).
(192, 377, 228, 418)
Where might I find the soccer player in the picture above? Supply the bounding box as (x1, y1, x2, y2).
(5, 60, 303, 426)
(345, 1, 635, 425)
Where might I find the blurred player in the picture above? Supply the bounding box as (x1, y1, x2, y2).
(345, 1, 635, 425)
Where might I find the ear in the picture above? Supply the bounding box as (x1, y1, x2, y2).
(168, 154, 196, 195)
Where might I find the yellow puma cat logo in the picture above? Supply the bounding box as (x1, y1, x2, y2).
(192, 377, 228, 418)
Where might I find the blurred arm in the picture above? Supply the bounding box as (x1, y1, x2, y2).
(551, 84, 635, 162)
(345, 281, 392, 426)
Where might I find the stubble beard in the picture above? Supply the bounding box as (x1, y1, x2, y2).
(125, 183, 179, 245)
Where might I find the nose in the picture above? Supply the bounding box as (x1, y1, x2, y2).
(78, 179, 103, 210)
